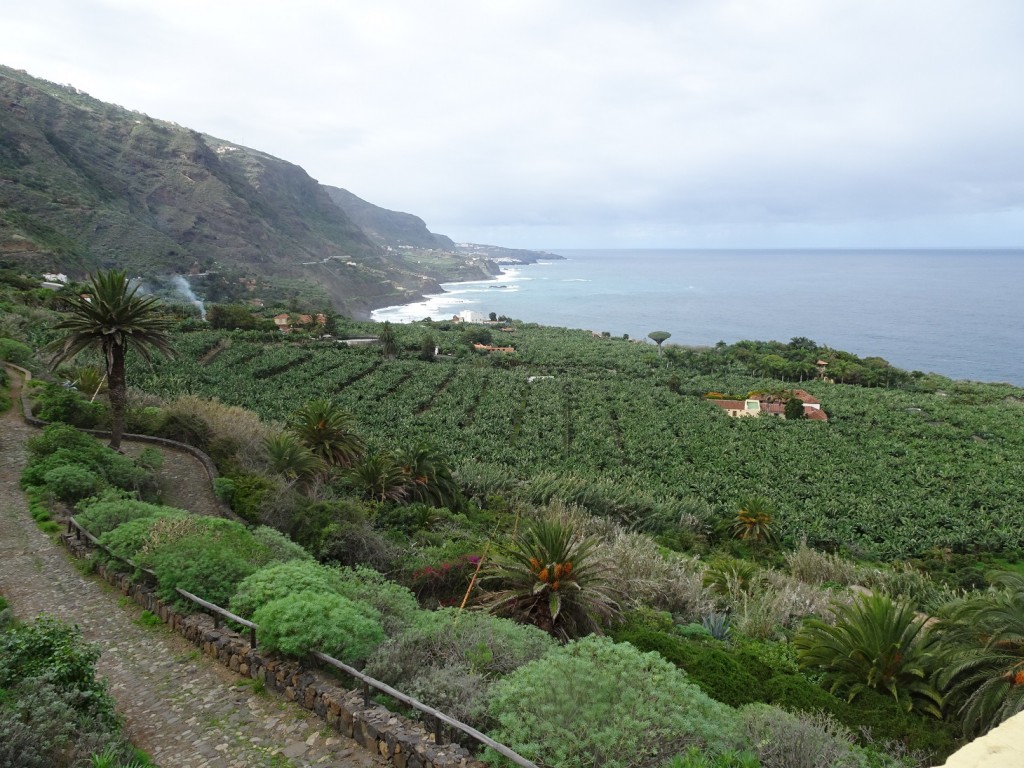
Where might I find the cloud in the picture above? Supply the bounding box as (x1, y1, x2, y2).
(4, 0, 1023, 247)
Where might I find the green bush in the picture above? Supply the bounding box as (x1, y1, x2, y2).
(0, 615, 112, 719)
(32, 382, 107, 428)
(250, 526, 312, 565)
(22, 424, 157, 500)
(0, 337, 32, 364)
(365, 608, 556, 727)
(741, 703, 870, 768)
(610, 625, 769, 708)
(42, 464, 103, 504)
(135, 516, 278, 609)
(252, 591, 385, 662)
(97, 514, 183, 563)
(231, 560, 416, 634)
(231, 560, 343, 618)
(222, 471, 275, 523)
(485, 636, 746, 768)
(75, 496, 179, 536)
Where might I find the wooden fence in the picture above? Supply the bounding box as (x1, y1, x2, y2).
(66, 516, 538, 768)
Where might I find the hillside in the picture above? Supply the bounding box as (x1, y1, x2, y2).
(0, 65, 553, 316)
(325, 186, 456, 251)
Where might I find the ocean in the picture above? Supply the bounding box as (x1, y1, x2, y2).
(372, 249, 1024, 386)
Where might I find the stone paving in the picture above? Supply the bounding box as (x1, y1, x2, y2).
(0, 372, 384, 767)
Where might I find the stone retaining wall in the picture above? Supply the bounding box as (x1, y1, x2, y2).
(63, 535, 484, 768)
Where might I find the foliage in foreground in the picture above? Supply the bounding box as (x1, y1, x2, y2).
(485, 636, 745, 768)
(0, 615, 143, 768)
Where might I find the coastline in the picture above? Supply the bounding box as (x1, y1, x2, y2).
(365, 248, 1024, 385)
(370, 262, 543, 323)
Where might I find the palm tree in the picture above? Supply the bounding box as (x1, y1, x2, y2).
(480, 516, 621, 641)
(396, 442, 463, 510)
(348, 451, 407, 502)
(378, 321, 398, 360)
(287, 400, 365, 468)
(263, 432, 324, 483)
(794, 591, 942, 716)
(935, 572, 1024, 735)
(730, 496, 779, 546)
(47, 270, 174, 450)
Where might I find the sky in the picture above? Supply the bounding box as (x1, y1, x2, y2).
(4, 0, 1023, 249)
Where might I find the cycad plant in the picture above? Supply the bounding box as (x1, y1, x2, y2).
(480, 515, 620, 641)
(794, 591, 942, 716)
(934, 571, 1024, 735)
(287, 399, 365, 468)
(47, 270, 174, 450)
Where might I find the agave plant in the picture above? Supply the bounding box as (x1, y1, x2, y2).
(794, 591, 941, 716)
(934, 571, 1024, 735)
(480, 515, 621, 641)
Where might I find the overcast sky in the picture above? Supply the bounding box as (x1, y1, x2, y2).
(5, 0, 1023, 249)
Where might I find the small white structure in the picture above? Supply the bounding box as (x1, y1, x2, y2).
(43, 272, 68, 283)
(458, 310, 488, 323)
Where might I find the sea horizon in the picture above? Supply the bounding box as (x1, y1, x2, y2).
(372, 247, 1024, 386)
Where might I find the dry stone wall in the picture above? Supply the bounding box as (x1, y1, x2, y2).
(65, 537, 485, 768)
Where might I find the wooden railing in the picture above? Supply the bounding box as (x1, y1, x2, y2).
(65, 516, 539, 768)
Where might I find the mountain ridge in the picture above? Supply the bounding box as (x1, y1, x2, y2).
(0, 64, 555, 316)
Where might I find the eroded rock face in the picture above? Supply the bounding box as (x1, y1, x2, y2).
(936, 712, 1024, 768)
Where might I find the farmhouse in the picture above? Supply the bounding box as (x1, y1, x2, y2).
(473, 343, 515, 353)
(708, 389, 828, 421)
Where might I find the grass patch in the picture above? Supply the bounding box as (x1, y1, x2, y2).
(135, 609, 163, 628)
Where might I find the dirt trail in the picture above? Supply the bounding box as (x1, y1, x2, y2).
(0, 369, 382, 767)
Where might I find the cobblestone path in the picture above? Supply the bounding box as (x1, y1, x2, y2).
(0, 371, 383, 767)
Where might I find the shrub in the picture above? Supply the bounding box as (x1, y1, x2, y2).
(22, 424, 156, 500)
(97, 514, 184, 563)
(221, 471, 276, 523)
(610, 625, 768, 708)
(135, 516, 278, 609)
(250, 526, 312, 565)
(75, 496, 174, 536)
(0, 615, 111, 718)
(42, 464, 103, 503)
(252, 591, 384, 662)
(485, 636, 745, 768)
(741, 704, 866, 768)
(231, 560, 341, 618)
(365, 608, 556, 726)
(231, 560, 416, 635)
(0, 336, 32, 364)
(31, 382, 107, 428)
